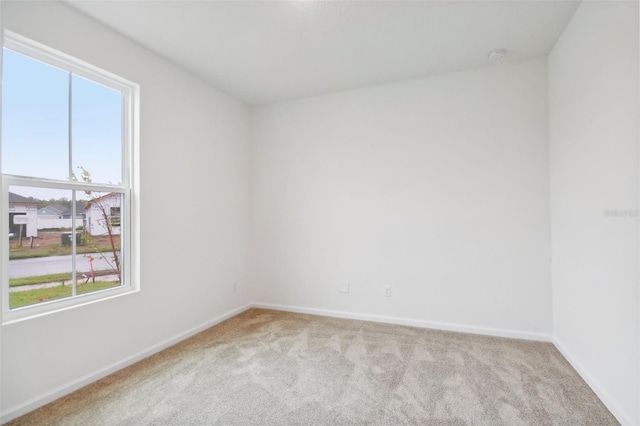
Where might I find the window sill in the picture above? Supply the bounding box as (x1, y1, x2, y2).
(2, 285, 139, 325)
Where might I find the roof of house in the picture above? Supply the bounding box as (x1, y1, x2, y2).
(61, 201, 86, 216)
(83, 192, 119, 210)
(39, 206, 62, 216)
(38, 204, 68, 216)
(9, 192, 38, 204)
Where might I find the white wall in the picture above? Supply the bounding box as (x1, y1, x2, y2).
(0, 1, 251, 420)
(548, 2, 639, 424)
(250, 57, 552, 338)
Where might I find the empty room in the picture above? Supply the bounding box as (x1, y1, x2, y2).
(0, 0, 638, 424)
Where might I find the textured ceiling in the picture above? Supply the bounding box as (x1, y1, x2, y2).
(67, 1, 580, 105)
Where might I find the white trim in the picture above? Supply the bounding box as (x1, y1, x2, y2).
(2, 175, 127, 194)
(3, 286, 139, 326)
(637, 3, 640, 422)
(552, 336, 634, 426)
(0, 303, 252, 424)
(0, 8, 5, 420)
(250, 302, 552, 342)
(3, 30, 133, 97)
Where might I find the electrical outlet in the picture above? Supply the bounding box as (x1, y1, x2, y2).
(384, 285, 391, 297)
(339, 281, 349, 294)
(233, 282, 238, 293)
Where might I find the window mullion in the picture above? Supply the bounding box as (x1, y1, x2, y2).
(69, 72, 77, 297)
(71, 190, 77, 297)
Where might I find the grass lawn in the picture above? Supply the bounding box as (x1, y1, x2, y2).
(10, 271, 118, 287)
(10, 272, 74, 287)
(10, 281, 121, 309)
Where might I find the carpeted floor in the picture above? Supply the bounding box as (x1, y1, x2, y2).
(9, 308, 617, 425)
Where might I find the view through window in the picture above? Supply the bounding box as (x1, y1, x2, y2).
(2, 33, 136, 314)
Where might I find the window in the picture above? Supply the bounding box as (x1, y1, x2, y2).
(110, 207, 121, 227)
(1, 32, 139, 322)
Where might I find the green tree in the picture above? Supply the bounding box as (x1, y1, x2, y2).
(74, 166, 121, 282)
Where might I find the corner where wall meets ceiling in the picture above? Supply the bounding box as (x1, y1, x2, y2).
(65, 0, 580, 105)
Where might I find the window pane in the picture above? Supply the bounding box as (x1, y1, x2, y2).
(9, 186, 74, 309)
(80, 191, 123, 295)
(1, 49, 70, 180)
(72, 75, 122, 185)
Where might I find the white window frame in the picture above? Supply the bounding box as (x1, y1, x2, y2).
(1, 31, 140, 324)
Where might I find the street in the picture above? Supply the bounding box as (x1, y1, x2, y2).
(9, 252, 120, 278)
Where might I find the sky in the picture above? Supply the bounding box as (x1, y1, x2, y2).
(2, 48, 123, 201)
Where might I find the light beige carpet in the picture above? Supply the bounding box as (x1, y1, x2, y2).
(9, 308, 617, 425)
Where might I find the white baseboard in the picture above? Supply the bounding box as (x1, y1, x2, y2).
(251, 302, 552, 342)
(552, 336, 634, 426)
(1, 303, 252, 425)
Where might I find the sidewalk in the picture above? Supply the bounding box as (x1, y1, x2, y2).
(9, 274, 120, 292)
